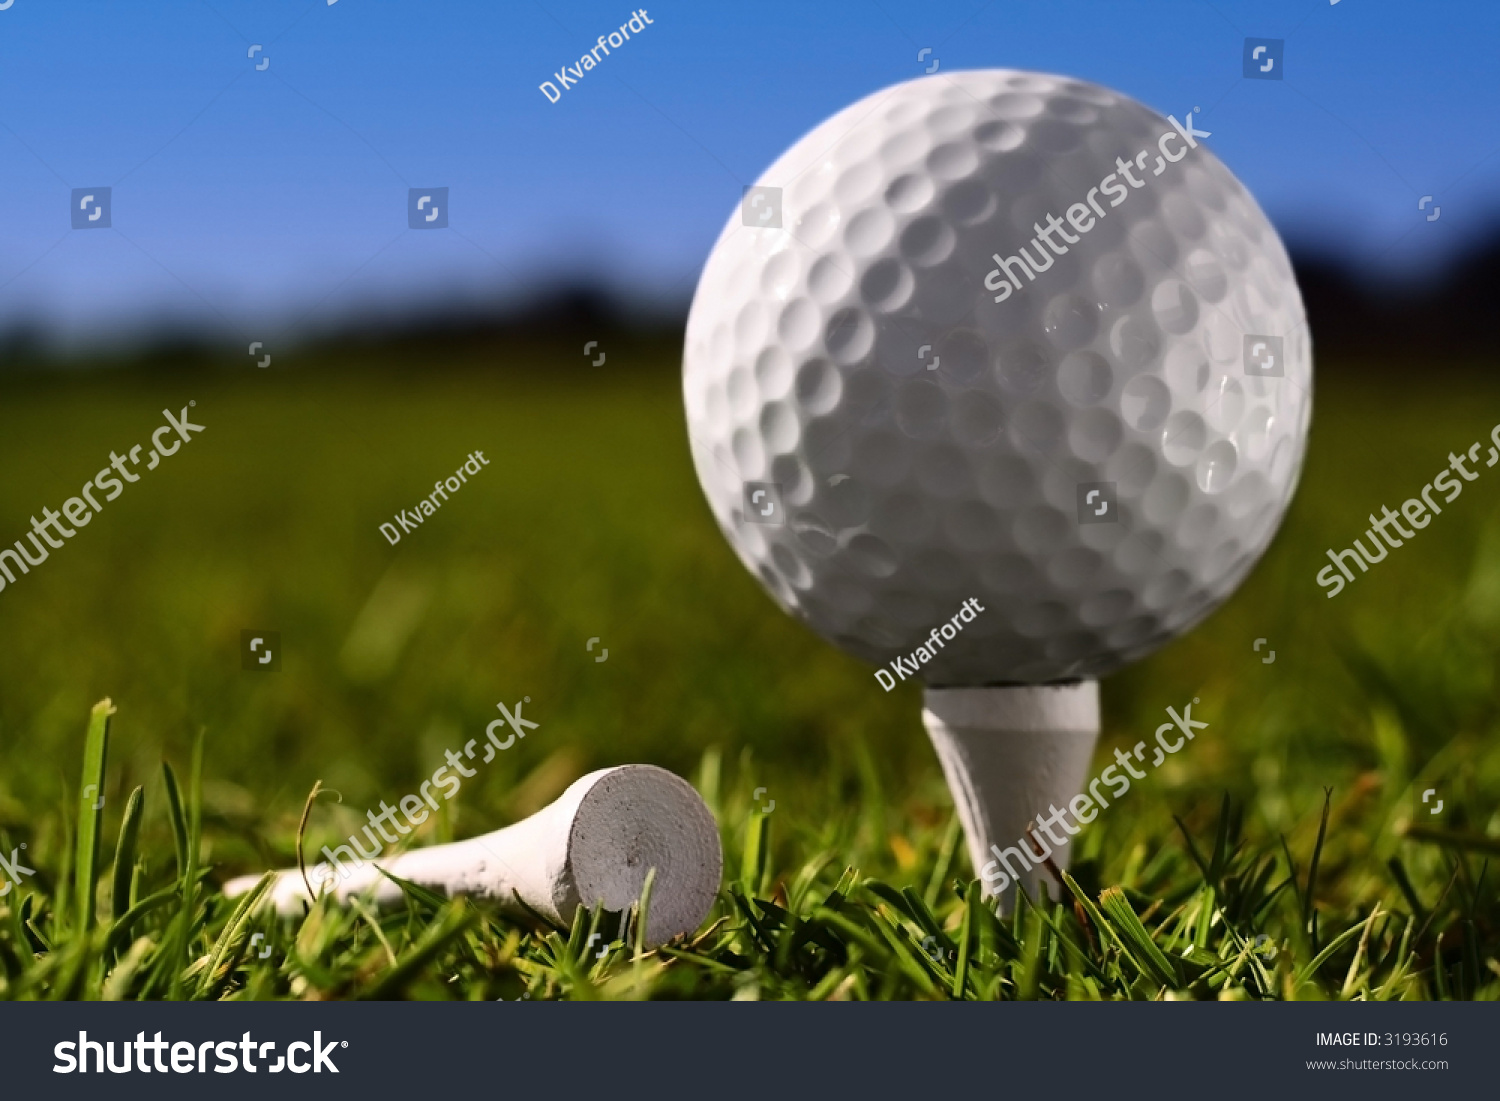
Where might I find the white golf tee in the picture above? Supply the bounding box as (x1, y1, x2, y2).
(922, 682, 1100, 913)
(225, 764, 722, 946)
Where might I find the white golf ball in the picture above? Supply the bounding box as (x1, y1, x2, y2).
(683, 70, 1311, 686)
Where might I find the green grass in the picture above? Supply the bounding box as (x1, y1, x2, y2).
(0, 341, 1497, 999)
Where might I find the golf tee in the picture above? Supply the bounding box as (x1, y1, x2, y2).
(922, 682, 1100, 914)
(226, 764, 722, 947)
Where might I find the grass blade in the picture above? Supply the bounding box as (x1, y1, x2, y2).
(741, 808, 770, 899)
(195, 872, 274, 998)
(1339, 905, 1382, 999)
(1304, 788, 1332, 947)
(633, 866, 656, 960)
(161, 761, 188, 881)
(110, 786, 144, 924)
(359, 902, 478, 1000)
(73, 698, 114, 933)
(952, 879, 978, 999)
(1294, 917, 1370, 991)
(101, 936, 154, 1001)
(1016, 891, 1045, 999)
(372, 865, 449, 912)
(167, 731, 205, 1001)
(104, 885, 180, 957)
(923, 815, 962, 910)
(1065, 872, 1181, 992)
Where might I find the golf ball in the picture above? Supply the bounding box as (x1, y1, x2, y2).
(683, 70, 1311, 686)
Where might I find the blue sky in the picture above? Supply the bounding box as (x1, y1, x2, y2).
(1, 0, 1496, 345)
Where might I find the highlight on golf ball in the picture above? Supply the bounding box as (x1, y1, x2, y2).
(684, 69, 1311, 687)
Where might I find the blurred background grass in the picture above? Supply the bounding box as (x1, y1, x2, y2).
(0, 341, 1497, 929)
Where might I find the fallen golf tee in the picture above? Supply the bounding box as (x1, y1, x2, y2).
(225, 764, 722, 946)
(922, 682, 1099, 912)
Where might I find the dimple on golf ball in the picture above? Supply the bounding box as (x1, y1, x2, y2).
(683, 69, 1311, 686)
